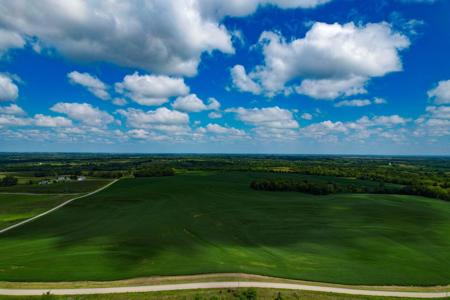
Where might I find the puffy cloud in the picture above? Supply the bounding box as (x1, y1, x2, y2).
(33, 114, 73, 127)
(0, 114, 30, 127)
(334, 97, 388, 107)
(0, 104, 25, 115)
(207, 97, 221, 110)
(230, 65, 261, 94)
(374, 97, 387, 104)
(208, 111, 222, 119)
(112, 98, 127, 106)
(115, 72, 189, 106)
(334, 99, 371, 107)
(0, 108, 74, 128)
(424, 105, 450, 119)
(295, 76, 367, 100)
(302, 120, 348, 139)
(0, 28, 25, 54)
(0, 74, 19, 101)
(427, 80, 450, 104)
(232, 22, 409, 99)
(117, 107, 189, 133)
(203, 123, 245, 136)
(414, 106, 450, 137)
(0, 1, 230, 76)
(200, 0, 330, 18)
(0, 1, 328, 76)
(0, 122, 131, 144)
(300, 112, 312, 120)
(128, 129, 151, 140)
(67, 71, 109, 100)
(226, 106, 299, 129)
(50, 102, 114, 126)
(171, 94, 221, 112)
(301, 114, 410, 142)
(172, 94, 207, 112)
(358, 115, 409, 126)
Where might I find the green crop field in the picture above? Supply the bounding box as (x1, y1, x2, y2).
(0, 194, 74, 229)
(0, 172, 449, 285)
(0, 180, 111, 194)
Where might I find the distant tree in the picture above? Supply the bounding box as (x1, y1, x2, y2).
(0, 175, 18, 187)
(250, 179, 336, 195)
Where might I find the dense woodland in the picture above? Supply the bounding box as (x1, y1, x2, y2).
(250, 178, 402, 195)
(0, 153, 448, 201)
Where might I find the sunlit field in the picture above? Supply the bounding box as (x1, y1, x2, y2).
(1, 172, 448, 285)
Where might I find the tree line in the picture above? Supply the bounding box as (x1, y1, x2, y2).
(250, 178, 450, 201)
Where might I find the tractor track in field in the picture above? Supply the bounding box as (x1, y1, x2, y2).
(0, 179, 119, 235)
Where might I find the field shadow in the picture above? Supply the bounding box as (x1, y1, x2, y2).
(1, 174, 449, 283)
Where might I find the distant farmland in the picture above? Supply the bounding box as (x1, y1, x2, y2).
(0, 171, 449, 285)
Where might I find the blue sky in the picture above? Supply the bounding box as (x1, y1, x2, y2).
(0, 0, 449, 154)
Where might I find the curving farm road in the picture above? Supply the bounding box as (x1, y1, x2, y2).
(0, 281, 449, 297)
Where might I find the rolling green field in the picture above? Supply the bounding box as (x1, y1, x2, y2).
(0, 194, 74, 229)
(0, 172, 449, 285)
(0, 180, 111, 194)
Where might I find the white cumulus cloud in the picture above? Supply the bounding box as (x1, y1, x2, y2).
(117, 107, 189, 134)
(0, 74, 19, 102)
(300, 112, 313, 120)
(34, 114, 73, 127)
(115, 72, 189, 106)
(203, 123, 245, 136)
(335, 99, 371, 107)
(0, 104, 25, 115)
(208, 111, 222, 119)
(295, 76, 367, 100)
(428, 80, 450, 104)
(50, 102, 114, 126)
(230, 65, 261, 94)
(0, 1, 329, 76)
(172, 94, 221, 112)
(0, 114, 30, 127)
(68, 71, 109, 100)
(0, 28, 25, 55)
(226, 106, 299, 129)
(232, 21, 409, 99)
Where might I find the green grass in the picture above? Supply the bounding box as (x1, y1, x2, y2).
(0, 180, 111, 194)
(1, 288, 448, 300)
(0, 194, 74, 229)
(0, 172, 449, 285)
